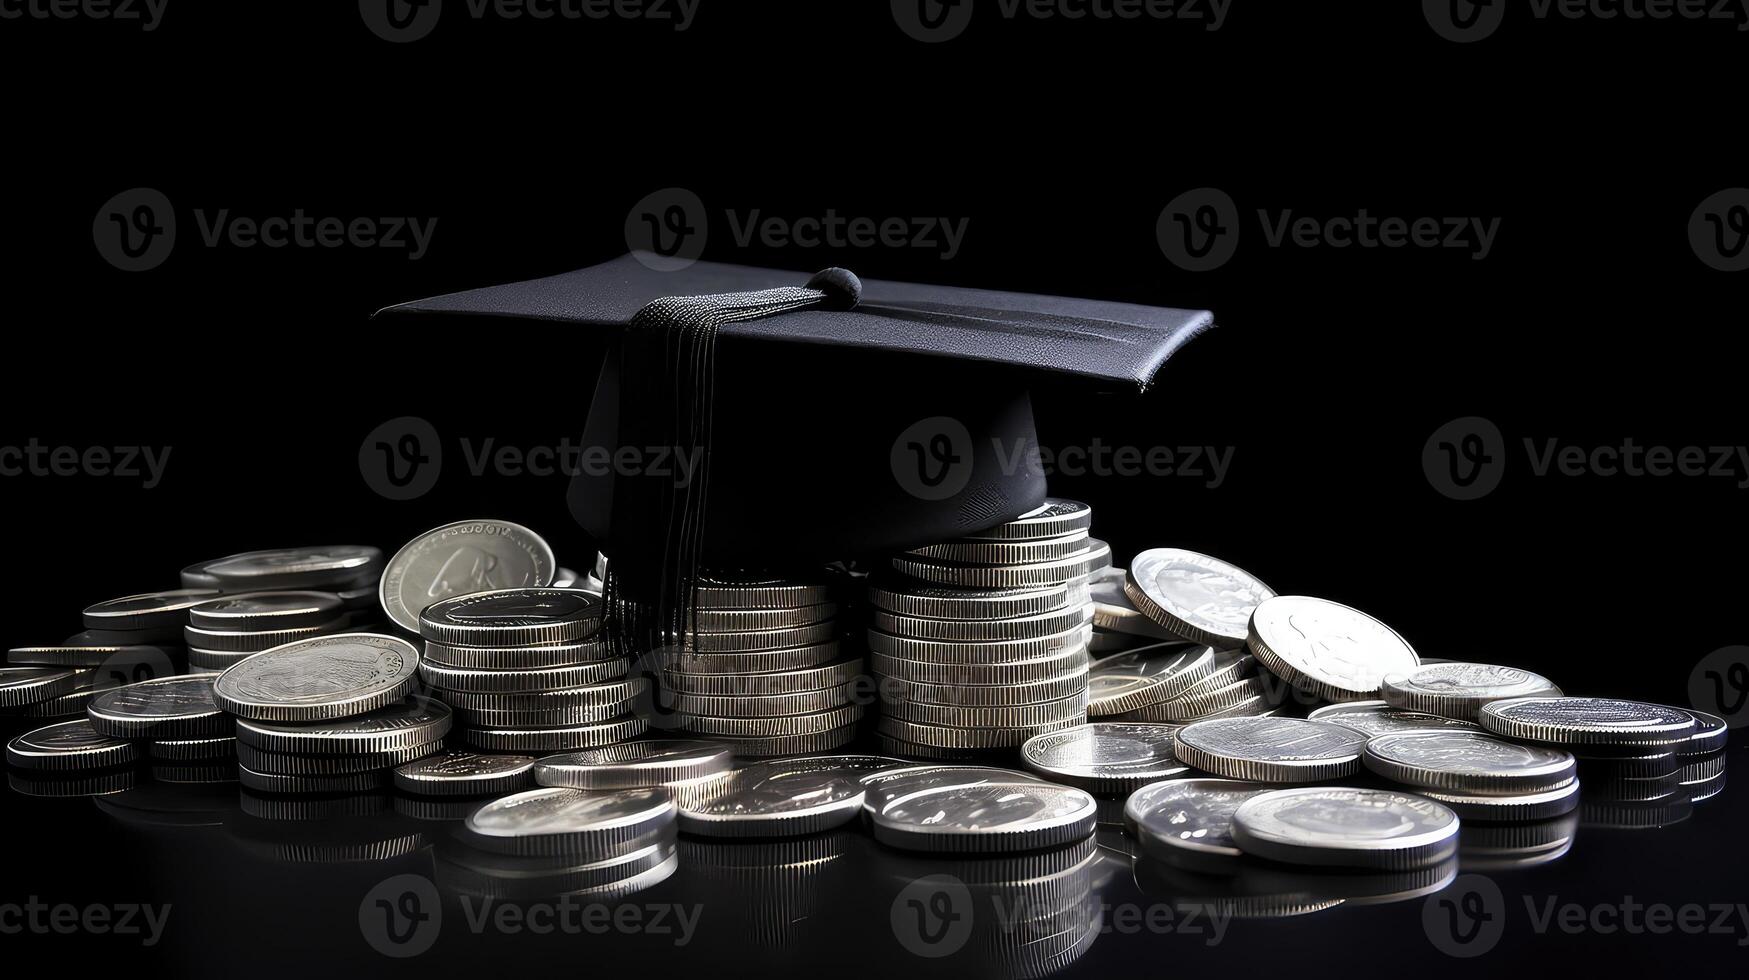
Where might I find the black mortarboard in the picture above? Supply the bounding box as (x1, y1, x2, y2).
(380, 253, 1212, 653)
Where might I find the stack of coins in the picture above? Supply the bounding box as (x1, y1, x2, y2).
(415, 588, 647, 754)
(212, 633, 449, 793)
(443, 785, 680, 899)
(1089, 643, 1276, 724)
(659, 575, 860, 759)
(1, 664, 102, 721)
(870, 499, 1106, 760)
(184, 592, 353, 671)
(182, 545, 386, 627)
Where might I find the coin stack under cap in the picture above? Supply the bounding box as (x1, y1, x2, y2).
(184, 592, 354, 672)
(415, 588, 647, 754)
(870, 499, 1105, 760)
(658, 575, 861, 759)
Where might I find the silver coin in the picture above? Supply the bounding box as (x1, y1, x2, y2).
(462, 716, 647, 752)
(867, 578, 1080, 621)
(1380, 662, 1562, 722)
(418, 588, 603, 647)
(213, 633, 420, 721)
(188, 592, 345, 631)
(892, 539, 1112, 589)
(236, 739, 441, 775)
(196, 545, 382, 591)
(1125, 778, 1286, 865)
(1247, 596, 1420, 702)
(1021, 723, 1190, 794)
(882, 690, 1088, 730)
(857, 764, 1039, 815)
(870, 780, 1098, 853)
(707, 726, 859, 759)
(867, 621, 1091, 665)
(1671, 707, 1728, 756)
(535, 739, 734, 790)
(681, 704, 863, 738)
(880, 668, 1089, 708)
(0, 666, 83, 707)
(870, 647, 1087, 687)
(1088, 566, 1180, 639)
(5, 718, 140, 771)
(451, 698, 638, 729)
(681, 621, 837, 654)
(419, 658, 628, 694)
(437, 678, 646, 712)
(86, 674, 230, 738)
(1307, 700, 1485, 738)
(465, 786, 675, 858)
(8, 644, 164, 668)
(423, 637, 614, 670)
(183, 621, 343, 653)
(1419, 781, 1582, 823)
(1121, 676, 1265, 724)
(1086, 643, 1217, 716)
(677, 757, 867, 837)
(82, 590, 222, 631)
(393, 750, 536, 796)
(693, 576, 832, 610)
(380, 520, 556, 633)
(960, 498, 1093, 541)
(1125, 549, 1274, 648)
(661, 657, 864, 696)
(666, 685, 850, 719)
(144, 736, 237, 762)
(659, 641, 841, 675)
(693, 604, 839, 632)
(21, 687, 101, 719)
(871, 603, 1090, 643)
(233, 695, 451, 754)
(1172, 717, 1368, 782)
(1362, 730, 1576, 794)
(1231, 787, 1459, 869)
(908, 531, 1092, 565)
(877, 715, 1081, 750)
(1479, 697, 1698, 747)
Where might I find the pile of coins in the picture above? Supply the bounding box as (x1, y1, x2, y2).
(659, 575, 862, 758)
(212, 632, 450, 793)
(183, 545, 386, 626)
(869, 499, 1105, 759)
(416, 587, 647, 753)
(185, 592, 356, 671)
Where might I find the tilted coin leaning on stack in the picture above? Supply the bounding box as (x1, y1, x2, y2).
(870, 499, 1104, 760)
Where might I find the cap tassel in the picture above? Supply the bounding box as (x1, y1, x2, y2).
(605, 269, 862, 661)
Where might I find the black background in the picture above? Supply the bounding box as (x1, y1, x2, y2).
(1, 1, 1744, 977)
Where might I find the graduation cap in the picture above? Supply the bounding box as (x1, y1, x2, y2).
(379, 253, 1212, 654)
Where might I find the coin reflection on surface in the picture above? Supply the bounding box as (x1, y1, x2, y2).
(228, 791, 425, 863)
(8, 766, 138, 798)
(880, 837, 1100, 979)
(436, 828, 680, 901)
(94, 780, 238, 829)
(681, 830, 852, 949)
(1459, 812, 1580, 871)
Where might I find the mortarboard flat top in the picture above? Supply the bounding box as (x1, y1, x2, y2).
(380, 253, 1213, 389)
